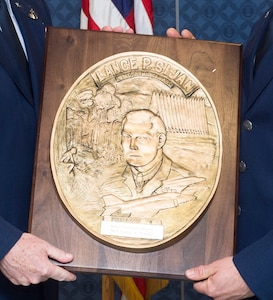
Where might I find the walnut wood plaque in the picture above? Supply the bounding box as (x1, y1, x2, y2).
(30, 27, 241, 279)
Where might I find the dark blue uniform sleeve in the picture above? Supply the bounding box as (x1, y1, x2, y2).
(0, 217, 22, 260)
(233, 231, 273, 299)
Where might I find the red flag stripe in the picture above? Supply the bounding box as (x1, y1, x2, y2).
(141, 0, 154, 26)
(133, 277, 146, 297)
(125, 9, 135, 31)
(81, 0, 100, 30)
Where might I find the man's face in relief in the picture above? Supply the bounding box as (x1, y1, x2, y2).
(121, 120, 161, 167)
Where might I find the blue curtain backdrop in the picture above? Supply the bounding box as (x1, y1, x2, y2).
(42, 0, 273, 299)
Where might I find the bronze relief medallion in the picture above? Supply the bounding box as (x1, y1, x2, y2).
(50, 51, 222, 251)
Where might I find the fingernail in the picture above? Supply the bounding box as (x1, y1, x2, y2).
(185, 269, 195, 277)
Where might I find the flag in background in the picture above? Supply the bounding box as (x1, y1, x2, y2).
(80, 0, 153, 34)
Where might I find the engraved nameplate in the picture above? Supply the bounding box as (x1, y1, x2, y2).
(101, 216, 163, 240)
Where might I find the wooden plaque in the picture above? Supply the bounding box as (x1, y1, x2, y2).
(30, 27, 241, 279)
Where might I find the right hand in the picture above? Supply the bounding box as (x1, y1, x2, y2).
(101, 26, 134, 33)
(0, 233, 76, 286)
(166, 28, 195, 39)
(185, 256, 254, 299)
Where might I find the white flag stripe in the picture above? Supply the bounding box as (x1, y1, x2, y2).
(134, 0, 153, 34)
(121, 294, 127, 300)
(80, 10, 88, 29)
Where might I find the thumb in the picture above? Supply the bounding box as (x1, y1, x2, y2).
(185, 264, 215, 281)
(47, 244, 74, 264)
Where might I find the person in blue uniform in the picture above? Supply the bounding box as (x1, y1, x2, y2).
(167, 6, 273, 300)
(0, 0, 76, 299)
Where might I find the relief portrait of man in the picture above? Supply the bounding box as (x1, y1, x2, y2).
(50, 52, 222, 249)
(101, 109, 205, 218)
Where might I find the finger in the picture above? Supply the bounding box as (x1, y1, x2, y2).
(101, 26, 113, 31)
(112, 26, 125, 32)
(181, 29, 196, 39)
(192, 279, 211, 296)
(185, 264, 215, 281)
(125, 28, 134, 34)
(48, 264, 77, 282)
(46, 245, 76, 282)
(46, 244, 74, 264)
(166, 27, 181, 38)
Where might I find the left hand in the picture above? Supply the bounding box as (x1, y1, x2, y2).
(101, 26, 134, 33)
(166, 28, 195, 39)
(185, 256, 254, 300)
(0, 233, 76, 286)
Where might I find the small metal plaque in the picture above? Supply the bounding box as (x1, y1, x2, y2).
(101, 217, 164, 240)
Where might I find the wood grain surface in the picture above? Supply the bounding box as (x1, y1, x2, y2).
(29, 27, 241, 279)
